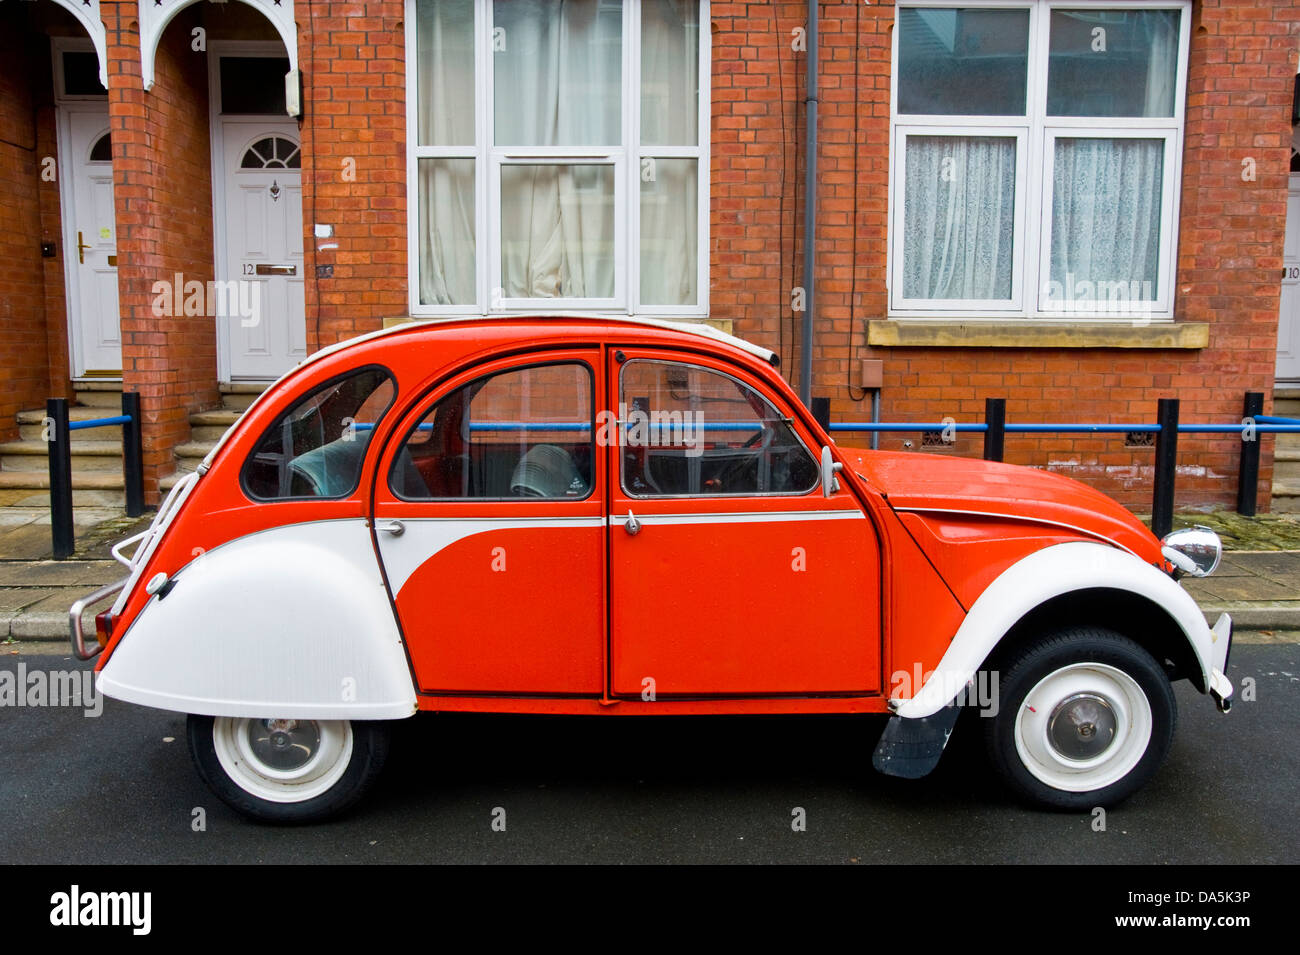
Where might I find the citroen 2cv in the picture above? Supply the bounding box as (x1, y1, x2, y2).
(72, 317, 1233, 822)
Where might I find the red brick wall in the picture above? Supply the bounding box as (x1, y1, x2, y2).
(709, 0, 1294, 511)
(299, 1, 408, 352)
(0, 9, 56, 441)
(105, 0, 220, 504)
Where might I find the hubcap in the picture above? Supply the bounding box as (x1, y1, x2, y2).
(1048, 693, 1117, 760)
(252, 719, 321, 771)
(213, 717, 353, 804)
(1013, 663, 1152, 793)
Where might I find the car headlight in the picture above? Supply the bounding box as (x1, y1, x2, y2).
(1160, 526, 1222, 578)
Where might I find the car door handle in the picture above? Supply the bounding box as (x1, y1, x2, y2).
(624, 510, 640, 536)
(375, 520, 405, 537)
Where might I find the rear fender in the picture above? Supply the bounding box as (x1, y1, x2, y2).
(97, 520, 416, 720)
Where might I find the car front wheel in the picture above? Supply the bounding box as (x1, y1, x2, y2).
(187, 714, 390, 823)
(984, 628, 1176, 810)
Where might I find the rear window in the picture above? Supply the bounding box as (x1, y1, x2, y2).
(241, 367, 396, 500)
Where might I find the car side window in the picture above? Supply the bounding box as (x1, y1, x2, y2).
(620, 360, 819, 497)
(242, 367, 396, 500)
(391, 362, 594, 500)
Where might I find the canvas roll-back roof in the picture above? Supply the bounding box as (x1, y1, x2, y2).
(199, 316, 775, 472)
(307, 315, 776, 367)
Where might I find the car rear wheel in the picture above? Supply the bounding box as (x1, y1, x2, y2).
(984, 628, 1176, 810)
(187, 714, 390, 823)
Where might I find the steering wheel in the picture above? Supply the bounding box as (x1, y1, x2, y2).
(740, 424, 769, 449)
(713, 424, 775, 490)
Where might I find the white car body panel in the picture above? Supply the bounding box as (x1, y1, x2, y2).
(98, 520, 416, 720)
(893, 540, 1227, 719)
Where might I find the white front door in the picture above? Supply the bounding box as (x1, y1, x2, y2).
(1277, 175, 1300, 382)
(220, 124, 306, 380)
(65, 109, 121, 377)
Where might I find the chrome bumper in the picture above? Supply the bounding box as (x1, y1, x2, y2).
(69, 578, 128, 661)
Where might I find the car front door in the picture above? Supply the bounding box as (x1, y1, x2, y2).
(371, 351, 605, 695)
(607, 350, 883, 698)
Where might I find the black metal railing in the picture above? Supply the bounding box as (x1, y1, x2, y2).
(813, 392, 1300, 538)
(45, 392, 145, 559)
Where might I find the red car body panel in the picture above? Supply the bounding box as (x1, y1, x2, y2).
(96, 317, 1170, 719)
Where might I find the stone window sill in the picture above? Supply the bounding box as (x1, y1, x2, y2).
(867, 320, 1209, 350)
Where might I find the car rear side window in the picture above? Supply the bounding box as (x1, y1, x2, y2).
(390, 362, 594, 500)
(242, 367, 396, 500)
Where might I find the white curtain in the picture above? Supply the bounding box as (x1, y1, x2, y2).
(1049, 138, 1163, 302)
(417, 0, 476, 305)
(500, 163, 615, 298)
(1142, 12, 1178, 119)
(419, 159, 476, 305)
(640, 158, 697, 305)
(641, 0, 699, 146)
(640, 0, 699, 306)
(416, 0, 475, 146)
(903, 136, 1016, 300)
(494, 0, 620, 299)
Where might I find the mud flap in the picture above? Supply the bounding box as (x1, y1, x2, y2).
(871, 703, 962, 779)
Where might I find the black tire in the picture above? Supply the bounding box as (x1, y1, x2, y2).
(983, 628, 1176, 810)
(187, 714, 391, 824)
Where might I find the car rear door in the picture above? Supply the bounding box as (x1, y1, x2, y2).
(606, 349, 883, 698)
(371, 350, 605, 695)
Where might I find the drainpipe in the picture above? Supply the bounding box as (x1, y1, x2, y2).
(799, 0, 819, 408)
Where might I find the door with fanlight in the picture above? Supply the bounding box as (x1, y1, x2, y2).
(65, 109, 121, 378)
(221, 125, 306, 380)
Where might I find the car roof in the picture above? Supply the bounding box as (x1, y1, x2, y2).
(309, 315, 776, 368)
(199, 317, 776, 473)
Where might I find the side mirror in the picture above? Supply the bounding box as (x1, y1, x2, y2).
(820, 446, 843, 498)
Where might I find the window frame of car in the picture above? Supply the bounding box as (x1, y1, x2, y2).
(238, 364, 398, 504)
(386, 357, 599, 504)
(615, 356, 822, 500)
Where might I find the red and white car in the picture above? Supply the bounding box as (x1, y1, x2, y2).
(73, 317, 1233, 822)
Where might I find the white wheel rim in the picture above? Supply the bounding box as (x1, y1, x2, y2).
(212, 717, 353, 804)
(1013, 663, 1152, 793)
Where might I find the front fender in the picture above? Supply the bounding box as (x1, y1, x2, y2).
(98, 520, 417, 720)
(893, 540, 1225, 719)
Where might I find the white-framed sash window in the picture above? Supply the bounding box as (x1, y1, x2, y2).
(407, 0, 709, 318)
(889, 1, 1190, 320)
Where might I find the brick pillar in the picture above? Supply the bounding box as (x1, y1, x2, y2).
(104, 1, 220, 506)
(299, 2, 409, 350)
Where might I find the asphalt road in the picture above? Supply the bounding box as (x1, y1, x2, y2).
(1, 644, 1295, 865)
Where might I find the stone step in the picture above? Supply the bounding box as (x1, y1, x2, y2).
(0, 439, 125, 472)
(190, 425, 233, 443)
(188, 408, 241, 443)
(73, 388, 123, 408)
(190, 409, 242, 427)
(220, 382, 267, 412)
(1273, 465, 1300, 486)
(0, 488, 126, 508)
(1270, 477, 1300, 513)
(0, 469, 124, 491)
(1271, 395, 1300, 417)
